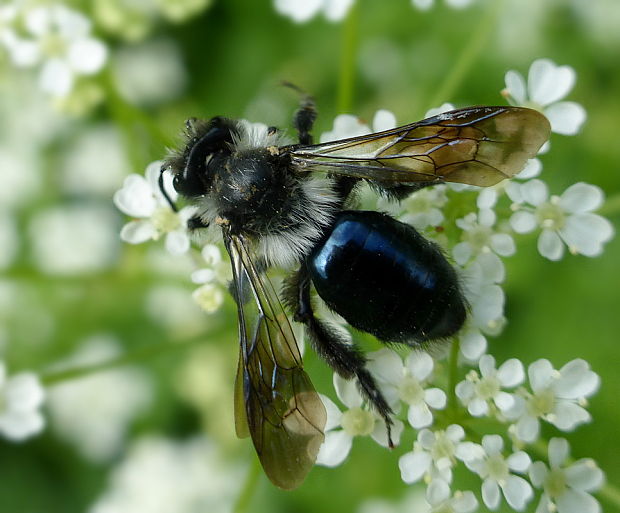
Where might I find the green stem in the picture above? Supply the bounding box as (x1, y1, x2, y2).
(41, 334, 211, 386)
(427, 0, 503, 109)
(337, 1, 359, 114)
(233, 457, 262, 513)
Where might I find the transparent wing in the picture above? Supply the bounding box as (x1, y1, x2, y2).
(290, 106, 551, 187)
(224, 231, 326, 490)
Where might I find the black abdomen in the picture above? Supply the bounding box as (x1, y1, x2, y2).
(307, 211, 466, 343)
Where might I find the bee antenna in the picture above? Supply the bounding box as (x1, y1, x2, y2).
(159, 165, 178, 213)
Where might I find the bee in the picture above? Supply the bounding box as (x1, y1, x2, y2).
(160, 89, 550, 490)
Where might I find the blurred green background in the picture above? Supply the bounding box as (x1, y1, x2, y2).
(1, 0, 619, 512)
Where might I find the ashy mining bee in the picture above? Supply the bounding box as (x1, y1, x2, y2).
(160, 89, 550, 489)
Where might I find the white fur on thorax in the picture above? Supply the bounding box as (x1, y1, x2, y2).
(232, 119, 292, 151)
(257, 175, 339, 269)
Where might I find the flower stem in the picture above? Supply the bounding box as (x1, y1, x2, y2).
(427, 0, 503, 109)
(337, 1, 359, 114)
(233, 457, 262, 513)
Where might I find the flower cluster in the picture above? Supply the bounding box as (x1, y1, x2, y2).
(0, 4, 107, 98)
(108, 57, 611, 511)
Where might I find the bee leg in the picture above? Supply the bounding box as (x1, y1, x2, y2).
(282, 267, 396, 448)
(283, 82, 317, 145)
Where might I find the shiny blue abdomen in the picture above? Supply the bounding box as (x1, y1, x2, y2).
(307, 211, 466, 343)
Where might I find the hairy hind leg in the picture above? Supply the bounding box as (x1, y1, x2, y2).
(282, 266, 395, 447)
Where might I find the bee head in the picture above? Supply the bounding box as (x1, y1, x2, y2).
(162, 117, 236, 203)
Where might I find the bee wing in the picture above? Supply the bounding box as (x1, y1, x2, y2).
(224, 231, 326, 490)
(290, 106, 550, 187)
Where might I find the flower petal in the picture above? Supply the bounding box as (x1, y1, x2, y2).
(334, 374, 363, 408)
(528, 359, 554, 391)
(507, 451, 532, 473)
(424, 388, 447, 409)
(68, 38, 107, 74)
(481, 434, 503, 455)
(372, 109, 397, 131)
(565, 459, 604, 492)
(548, 437, 570, 468)
(555, 359, 600, 399)
(497, 358, 525, 387)
(460, 329, 487, 361)
(551, 401, 591, 430)
(521, 179, 548, 206)
(482, 478, 501, 510)
(559, 183, 603, 214)
(490, 233, 516, 256)
(120, 220, 156, 244)
(528, 59, 576, 106)
(319, 394, 343, 431)
(538, 229, 565, 260)
(516, 414, 540, 443)
(406, 351, 434, 381)
(502, 475, 533, 511)
(407, 402, 433, 428)
(556, 489, 601, 513)
(316, 430, 352, 467)
(39, 58, 74, 97)
(399, 450, 432, 483)
(505, 70, 527, 104)
(560, 213, 614, 257)
(366, 348, 403, 385)
(510, 210, 538, 234)
(545, 101, 586, 135)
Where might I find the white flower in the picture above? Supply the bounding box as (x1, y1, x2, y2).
(190, 244, 231, 285)
(453, 210, 516, 266)
(29, 204, 119, 275)
(112, 38, 187, 106)
(379, 185, 447, 230)
(0, 362, 45, 441)
(465, 434, 533, 511)
(320, 109, 397, 142)
(10, 5, 108, 97)
(88, 436, 243, 513)
(273, 0, 354, 23)
(114, 160, 197, 255)
(503, 58, 586, 135)
(47, 335, 152, 462)
(459, 253, 507, 361)
(425, 103, 455, 117)
(316, 373, 404, 467)
(456, 355, 524, 417)
(425, 481, 479, 513)
(529, 438, 603, 513)
(61, 124, 130, 195)
(190, 244, 231, 314)
(509, 180, 614, 261)
(507, 359, 600, 443)
(456, 258, 507, 362)
(367, 349, 446, 429)
(398, 424, 482, 485)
